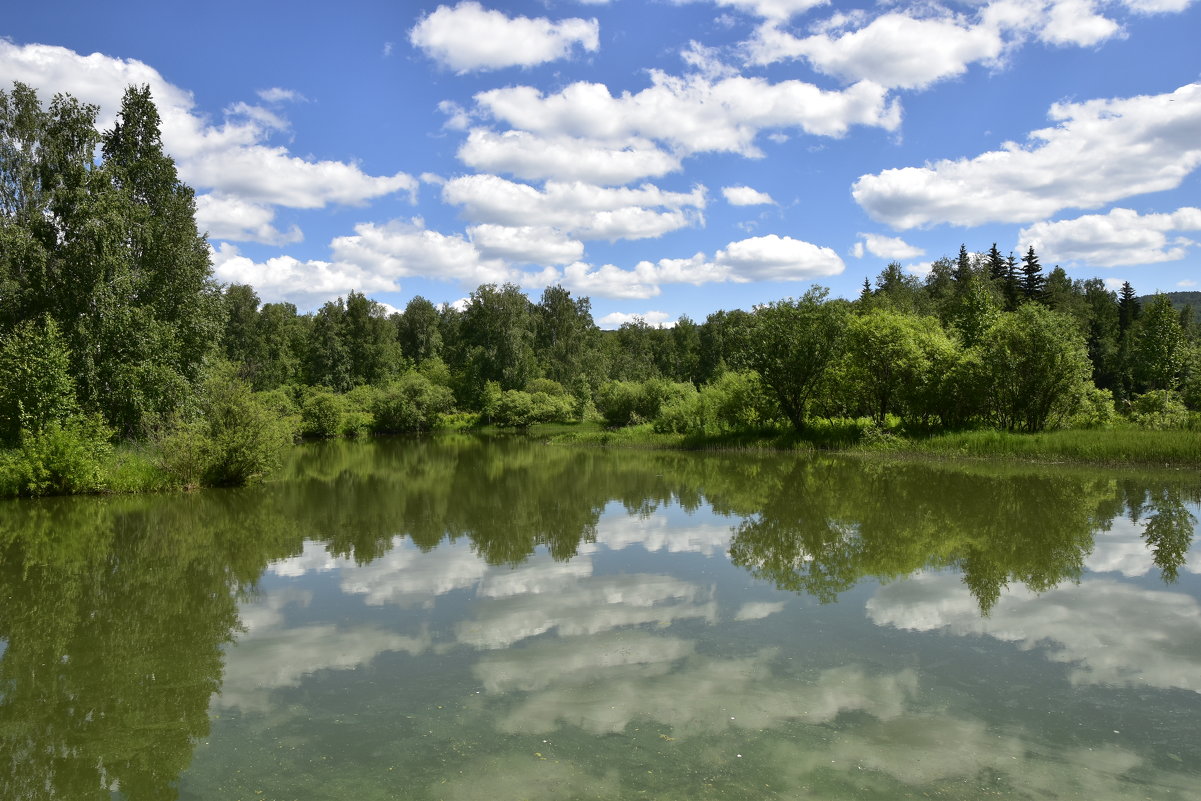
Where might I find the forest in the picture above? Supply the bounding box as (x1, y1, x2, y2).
(2, 82, 1199, 496)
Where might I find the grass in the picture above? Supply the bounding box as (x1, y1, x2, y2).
(544, 418, 1201, 469)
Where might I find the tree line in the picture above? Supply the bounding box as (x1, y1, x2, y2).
(1, 82, 1199, 494)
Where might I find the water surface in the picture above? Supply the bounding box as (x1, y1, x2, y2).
(2, 436, 1200, 799)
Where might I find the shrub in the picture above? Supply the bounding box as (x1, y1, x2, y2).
(1129, 390, 1190, 430)
(597, 379, 696, 427)
(152, 364, 293, 488)
(372, 373, 455, 433)
(1068, 386, 1116, 429)
(0, 415, 113, 497)
(300, 389, 345, 438)
(492, 390, 576, 427)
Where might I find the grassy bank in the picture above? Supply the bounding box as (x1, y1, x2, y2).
(546, 419, 1201, 468)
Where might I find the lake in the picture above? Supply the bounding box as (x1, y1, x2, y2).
(2, 435, 1200, 800)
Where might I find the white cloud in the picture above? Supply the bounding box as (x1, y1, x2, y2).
(456, 573, 717, 650)
(0, 42, 415, 211)
(496, 654, 918, 736)
(868, 573, 1201, 694)
(596, 310, 675, 328)
(210, 242, 394, 308)
(852, 232, 925, 260)
(330, 218, 553, 287)
(1036, 0, 1121, 46)
(680, 40, 738, 80)
(442, 175, 706, 241)
(1181, 279, 1199, 287)
(195, 193, 303, 246)
(747, 13, 1004, 90)
(561, 233, 842, 299)
(340, 537, 491, 605)
(474, 72, 900, 158)
(409, 2, 599, 73)
(733, 600, 787, 620)
(467, 223, 585, 265)
(256, 87, 306, 104)
(853, 83, 1201, 229)
(457, 128, 681, 184)
(722, 185, 776, 205)
(691, 0, 832, 21)
(595, 514, 732, 555)
(716, 234, 845, 281)
(1019, 207, 1201, 267)
(564, 253, 728, 299)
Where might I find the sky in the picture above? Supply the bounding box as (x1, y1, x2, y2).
(2, 0, 1199, 327)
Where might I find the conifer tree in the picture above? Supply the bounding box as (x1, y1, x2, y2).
(1019, 246, 1046, 304)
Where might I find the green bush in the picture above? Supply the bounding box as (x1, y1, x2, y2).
(1128, 390, 1190, 430)
(597, 379, 696, 427)
(654, 371, 773, 435)
(300, 389, 345, 438)
(492, 390, 576, 427)
(0, 415, 113, 497)
(151, 364, 293, 488)
(372, 373, 455, 433)
(1068, 385, 1116, 429)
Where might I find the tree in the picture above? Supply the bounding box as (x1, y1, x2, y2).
(0, 316, 79, 444)
(534, 285, 601, 389)
(986, 243, 1006, 283)
(843, 310, 958, 425)
(745, 288, 849, 431)
(1132, 294, 1187, 391)
(457, 283, 538, 405)
(974, 304, 1094, 432)
(397, 295, 443, 364)
(1018, 246, 1046, 304)
(342, 290, 400, 386)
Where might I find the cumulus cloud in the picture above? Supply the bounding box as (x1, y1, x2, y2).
(852, 232, 925, 260)
(715, 234, 845, 281)
(456, 573, 717, 650)
(195, 193, 303, 246)
(561, 233, 842, 299)
(0, 42, 415, 230)
(496, 653, 918, 736)
(474, 72, 900, 159)
(563, 253, 727, 299)
(722, 185, 776, 205)
(747, 12, 1004, 89)
(868, 573, 1201, 693)
(410, 2, 599, 73)
(210, 243, 395, 309)
(853, 83, 1201, 229)
(1019, 207, 1201, 267)
(595, 514, 732, 555)
(457, 129, 681, 184)
(442, 175, 707, 241)
(689, 0, 832, 21)
(256, 87, 306, 104)
(596, 310, 675, 328)
(467, 223, 585, 265)
(329, 218, 553, 287)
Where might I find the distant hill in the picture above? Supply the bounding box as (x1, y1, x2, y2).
(1136, 291, 1201, 313)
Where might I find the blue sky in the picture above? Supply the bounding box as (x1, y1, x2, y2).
(3, 0, 1199, 326)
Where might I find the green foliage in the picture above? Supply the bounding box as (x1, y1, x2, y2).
(491, 390, 577, 428)
(1067, 386, 1116, 429)
(152, 364, 293, 488)
(372, 373, 455, 433)
(0, 316, 79, 444)
(1128, 390, 1191, 430)
(1132, 294, 1187, 391)
(0, 415, 113, 497)
(973, 304, 1094, 432)
(745, 288, 849, 431)
(596, 379, 696, 427)
(654, 370, 777, 435)
(300, 388, 345, 438)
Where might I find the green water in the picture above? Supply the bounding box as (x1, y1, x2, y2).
(2, 436, 1200, 800)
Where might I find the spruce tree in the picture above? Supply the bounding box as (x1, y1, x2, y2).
(1019, 246, 1046, 304)
(987, 243, 1006, 282)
